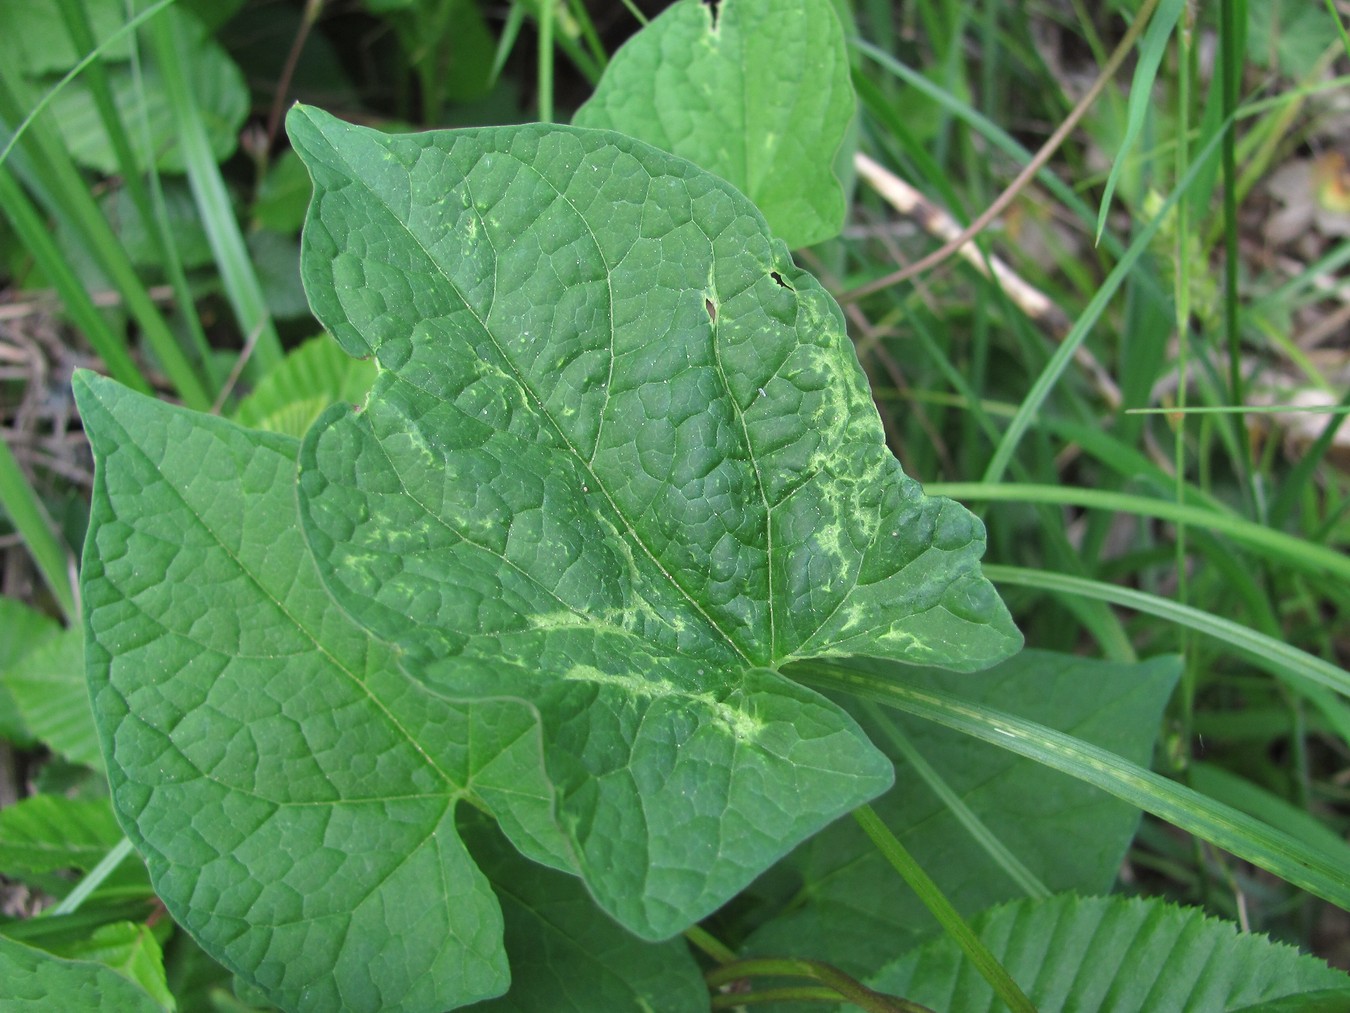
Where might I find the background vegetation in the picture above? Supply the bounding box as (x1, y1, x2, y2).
(1, 0, 1348, 1008)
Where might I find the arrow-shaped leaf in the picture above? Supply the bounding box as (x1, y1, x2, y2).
(75, 106, 1019, 1012)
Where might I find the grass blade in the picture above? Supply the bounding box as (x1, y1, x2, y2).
(144, 10, 282, 373)
(794, 660, 1350, 913)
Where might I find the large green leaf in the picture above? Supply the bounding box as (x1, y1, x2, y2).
(867, 894, 1350, 1012)
(573, 0, 854, 248)
(76, 106, 1017, 1012)
(0, 934, 167, 1013)
(745, 651, 1180, 976)
(76, 376, 526, 1012)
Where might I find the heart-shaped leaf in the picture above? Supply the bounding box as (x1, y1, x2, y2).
(76, 106, 1019, 1011)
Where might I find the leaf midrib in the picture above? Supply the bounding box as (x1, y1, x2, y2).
(321, 123, 759, 667)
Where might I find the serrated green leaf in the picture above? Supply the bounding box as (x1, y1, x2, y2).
(573, 0, 854, 248)
(869, 894, 1350, 1012)
(0, 933, 168, 1012)
(48, 922, 176, 1012)
(76, 105, 1017, 1012)
(233, 334, 378, 437)
(747, 651, 1180, 976)
(0, 795, 124, 881)
(0, 595, 62, 743)
(2, 628, 103, 769)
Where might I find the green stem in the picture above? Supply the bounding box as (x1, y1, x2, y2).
(537, 0, 555, 122)
(852, 805, 1037, 1013)
(706, 956, 933, 1013)
(50, 838, 135, 916)
(684, 924, 738, 964)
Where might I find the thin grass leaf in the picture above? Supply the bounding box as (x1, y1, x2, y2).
(0, 162, 148, 399)
(0, 0, 174, 170)
(982, 125, 1226, 484)
(55, 0, 218, 389)
(0, 68, 213, 410)
(144, 10, 282, 373)
(983, 565, 1350, 741)
(793, 659, 1350, 912)
(928, 483, 1350, 588)
(853, 804, 1038, 1013)
(1096, 0, 1185, 242)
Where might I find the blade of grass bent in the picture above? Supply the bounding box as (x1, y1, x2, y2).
(1096, 0, 1186, 242)
(793, 660, 1350, 913)
(983, 565, 1350, 738)
(982, 126, 1227, 485)
(929, 482, 1350, 586)
(0, 0, 175, 170)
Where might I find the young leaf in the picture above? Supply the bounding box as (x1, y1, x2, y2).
(232, 334, 377, 438)
(44, 922, 175, 1012)
(76, 106, 1018, 1012)
(869, 894, 1350, 1012)
(573, 0, 855, 248)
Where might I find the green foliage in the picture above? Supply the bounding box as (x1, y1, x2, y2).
(72, 101, 1019, 1010)
(870, 894, 1350, 1012)
(3, 0, 1350, 1010)
(574, 0, 854, 247)
(232, 334, 378, 438)
(747, 651, 1181, 973)
(0, 934, 168, 1012)
(0, 2, 248, 174)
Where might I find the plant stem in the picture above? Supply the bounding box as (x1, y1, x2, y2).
(852, 804, 1037, 1013)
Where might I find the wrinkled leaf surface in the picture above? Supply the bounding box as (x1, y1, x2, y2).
(574, 0, 854, 247)
(76, 106, 1018, 1012)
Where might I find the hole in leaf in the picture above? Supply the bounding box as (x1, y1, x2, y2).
(703, 0, 722, 29)
(705, 298, 717, 323)
(770, 271, 792, 290)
